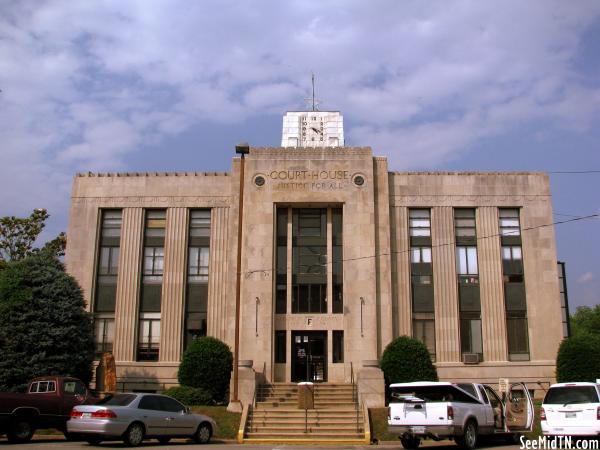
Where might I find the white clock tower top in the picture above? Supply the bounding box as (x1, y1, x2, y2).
(281, 111, 345, 148)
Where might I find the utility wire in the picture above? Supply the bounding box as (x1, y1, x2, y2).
(243, 213, 599, 278)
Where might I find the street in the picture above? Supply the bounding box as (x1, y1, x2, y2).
(0, 436, 523, 450)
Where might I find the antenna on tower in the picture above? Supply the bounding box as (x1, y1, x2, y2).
(304, 73, 321, 111)
(311, 73, 316, 111)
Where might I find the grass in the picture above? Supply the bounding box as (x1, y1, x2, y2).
(191, 405, 241, 440)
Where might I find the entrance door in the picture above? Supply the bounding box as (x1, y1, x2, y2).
(291, 331, 327, 382)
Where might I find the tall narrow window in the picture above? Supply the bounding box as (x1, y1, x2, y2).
(332, 208, 343, 314)
(275, 209, 288, 314)
(455, 209, 483, 362)
(93, 210, 121, 357)
(185, 210, 211, 349)
(332, 330, 344, 363)
(292, 209, 327, 313)
(137, 210, 166, 361)
(500, 209, 529, 360)
(275, 330, 286, 363)
(409, 209, 435, 358)
(277, 207, 343, 315)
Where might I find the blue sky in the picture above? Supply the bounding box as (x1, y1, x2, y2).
(1, 1, 599, 308)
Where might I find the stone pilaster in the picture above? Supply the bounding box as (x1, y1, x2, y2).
(113, 208, 143, 362)
(207, 207, 231, 342)
(373, 158, 393, 353)
(432, 206, 460, 362)
(159, 208, 188, 362)
(477, 207, 508, 361)
(391, 206, 411, 338)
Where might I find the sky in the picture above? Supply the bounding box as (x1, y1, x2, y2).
(1, 0, 599, 309)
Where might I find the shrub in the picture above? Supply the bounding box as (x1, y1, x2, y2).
(163, 385, 213, 406)
(0, 254, 94, 391)
(556, 334, 600, 383)
(178, 336, 233, 403)
(380, 335, 438, 386)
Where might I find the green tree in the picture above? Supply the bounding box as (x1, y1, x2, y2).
(0, 209, 66, 263)
(570, 305, 600, 336)
(556, 333, 600, 382)
(0, 253, 94, 391)
(178, 337, 233, 403)
(380, 335, 438, 386)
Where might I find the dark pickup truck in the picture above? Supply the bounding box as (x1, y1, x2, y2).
(0, 376, 96, 443)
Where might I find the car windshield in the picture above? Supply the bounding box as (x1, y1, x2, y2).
(544, 386, 599, 405)
(96, 394, 137, 406)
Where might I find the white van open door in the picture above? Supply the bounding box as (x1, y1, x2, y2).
(505, 382, 534, 431)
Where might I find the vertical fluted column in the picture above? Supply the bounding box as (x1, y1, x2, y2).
(392, 206, 411, 337)
(159, 208, 188, 362)
(477, 207, 508, 361)
(113, 208, 143, 362)
(207, 207, 230, 341)
(432, 207, 460, 362)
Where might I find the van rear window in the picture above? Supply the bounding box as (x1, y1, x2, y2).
(544, 386, 599, 405)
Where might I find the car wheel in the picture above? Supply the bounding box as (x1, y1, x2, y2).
(456, 420, 478, 450)
(505, 432, 520, 444)
(64, 431, 81, 441)
(123, 422, 145, 447)
(86, 436, 103, 445)
(158, 437, 171, 444)
(400, 436, 421, 449)
(7, 417, 35, 443)
(193, 422, 212, 444)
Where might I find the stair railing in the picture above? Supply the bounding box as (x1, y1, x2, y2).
(350, 362, 359, 433)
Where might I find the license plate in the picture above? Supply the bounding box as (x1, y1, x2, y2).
(410, 426, 426, 434)
(82, 413, 92, 418)
(565, 412, 577, 418)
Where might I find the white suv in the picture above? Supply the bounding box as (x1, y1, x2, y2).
(541, 382, 600, 437)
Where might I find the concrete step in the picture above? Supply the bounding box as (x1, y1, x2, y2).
(245, 431, 365, 439)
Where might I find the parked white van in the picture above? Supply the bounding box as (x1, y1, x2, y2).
(541, 382, 600, 437)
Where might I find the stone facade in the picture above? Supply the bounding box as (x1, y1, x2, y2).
(66, 147, 564, 395)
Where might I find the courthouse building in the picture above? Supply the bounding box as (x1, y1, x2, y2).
(65, 110, 566, 393)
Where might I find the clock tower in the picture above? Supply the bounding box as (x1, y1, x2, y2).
(281, 110, 345, 148)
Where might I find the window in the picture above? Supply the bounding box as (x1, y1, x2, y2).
(460, 316, 483, 355)
(409, 209, 431, 237)
(144, 247, 164, 278)
(94, 210, 121, 319)
(456, 246, 479, 281)
(275, 209, 288, 314)
(188, 247, 209, 281)
(454, 209, 476, 238)
(455, 209, 482, 361)
(411, 247, 432, 263)
(137, 314, 160, 361)
(158, 396, 185, 412)
(500, 209, 529, 361)
(185, 210, 211, 349)
(138, 210, 165, 361)
(332, 208, 343, 314)
(275, 331, 286, 363)
(29, 381, 56, 393)
(332, 331, 344, 363)
(499, 209, 521, 237)
(99, 247, 120, 275)
(413, 316, 435, 358)
(138, 395, 162, 410)
(502, 246, 522, 260)
(94, 316, 114, 356)
(63, 380, 86, 396)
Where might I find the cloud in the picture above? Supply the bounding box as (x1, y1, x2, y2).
(577, 272, 596, 284)
(1, 0, 600, 218)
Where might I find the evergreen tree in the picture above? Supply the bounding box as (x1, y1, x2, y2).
(0, 253, 94, 391)
(380, 335, 438, 385)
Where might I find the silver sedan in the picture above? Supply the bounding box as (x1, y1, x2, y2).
(67, 393, 217, 446)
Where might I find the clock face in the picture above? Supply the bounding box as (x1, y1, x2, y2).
(300, 115, 325, 146)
